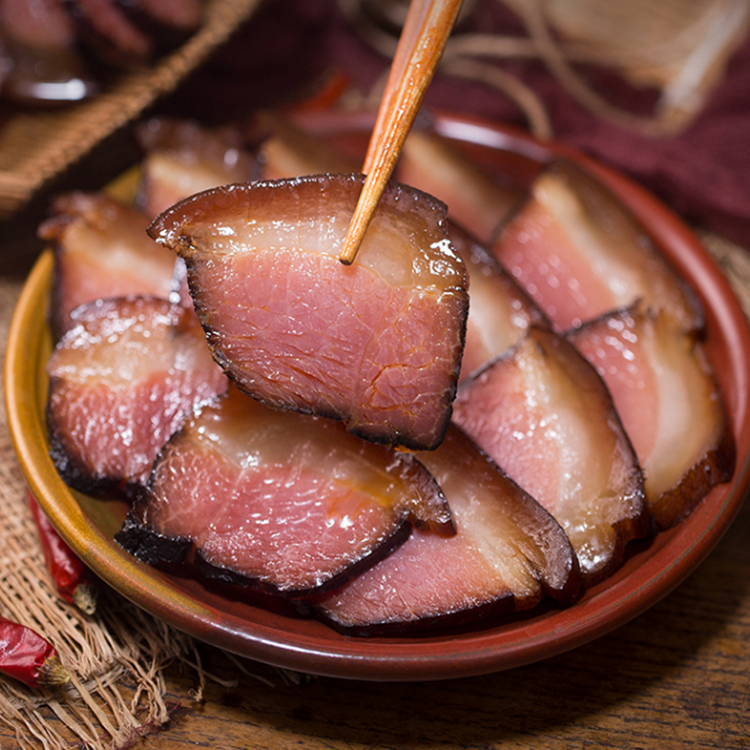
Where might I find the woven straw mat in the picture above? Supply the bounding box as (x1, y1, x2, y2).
(0, 275, 204, 750)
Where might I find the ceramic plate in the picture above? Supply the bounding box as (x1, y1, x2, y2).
(6, 112, 750, 682)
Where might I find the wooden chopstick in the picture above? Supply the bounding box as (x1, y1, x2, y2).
(339, 0, 464, 265)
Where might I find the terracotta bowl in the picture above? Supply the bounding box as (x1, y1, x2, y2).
(6, 112, 750, 682)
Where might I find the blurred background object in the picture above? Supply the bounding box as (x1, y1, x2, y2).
(0, 0, 261, 233)
(2, 0, 749, 265)
(329, 0, 750, 246)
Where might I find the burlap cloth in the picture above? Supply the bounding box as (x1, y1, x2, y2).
(0, 277, 206, 749)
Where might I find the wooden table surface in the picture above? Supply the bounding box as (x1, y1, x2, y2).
(129, 490, 750, 750)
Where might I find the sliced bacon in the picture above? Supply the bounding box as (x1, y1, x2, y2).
(492, 159, 703, 333)
(242, 118, 544, 386)
(313, 425, 581, 634)
(396, 129, 522, 245)
(256, 113, 359, 181)
(570, 305, 735, 529)
(116, 387, 453, 596)
(38, 192, 177, 339)
(148, 174, 469, 451)
(447, 222, 549, 381)
(47, 296, 228, 499)
(452, 327, 649, 585)
(135, 118, 257, 219)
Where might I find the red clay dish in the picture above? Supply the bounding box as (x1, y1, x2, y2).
(6, 112, 750, 681)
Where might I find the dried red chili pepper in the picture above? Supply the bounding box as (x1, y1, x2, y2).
(27, 490, 97, 615)
(0, 617, 70, 688)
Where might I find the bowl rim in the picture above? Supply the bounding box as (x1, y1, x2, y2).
(5, 111, 750, 682)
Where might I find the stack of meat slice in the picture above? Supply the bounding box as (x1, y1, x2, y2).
(313, 425, 581, 633)
(452, 327, 649, 586)
(485, 155, 733, 532)
(42, 120, 253, 499)
(491, 159, 703, 334)
(41, 117, 736, 637)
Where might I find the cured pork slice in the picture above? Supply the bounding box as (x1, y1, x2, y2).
(116, 387, 454, 596)
(313, 425, 581, 634)
(148, 174, 469, 451)
(570, 305, 735, 529)
(243, 121, 542, 386)
(452, 327, 648, 585)
(38, 192, 177, 339)
(492, 159, 702, 333)
(396, 129, 522, 245)
(256, 114, 359, 181)
(447, 222, 549, 381)
(47, 296, 228, 499)
(135, 118, 256, 219)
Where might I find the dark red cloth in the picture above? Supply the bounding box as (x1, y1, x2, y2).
(168, 0, 750, 246)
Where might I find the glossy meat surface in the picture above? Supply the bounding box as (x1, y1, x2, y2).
(447, 222, 549, 381)
(397, 129, 521, 244)
(135, 118, 256, 219)
(47, 296, 228, 498)
(453, 327, 648, 584)
(39, 192, 177, 339)
(570, 306, 735, 528)
(314, 425, 581, 633)
(148, 174, 469, 450)
(117, 387, 453, 595)
(493, 160, 702, 332)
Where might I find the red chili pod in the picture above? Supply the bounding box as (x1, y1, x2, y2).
(27, 490, 97, 615)
(0, 617, 70, 688)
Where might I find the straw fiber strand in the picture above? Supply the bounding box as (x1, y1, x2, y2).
(0, 280, 200, 750)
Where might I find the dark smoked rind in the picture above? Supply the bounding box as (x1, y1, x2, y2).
(114, 387, 454, 596)
(117, 490, 414, 599)
(148, 174, 469, 452)
(310, 426, 582, 635)
(116, 507, 193, 566)
(195, 522, 411, 598)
